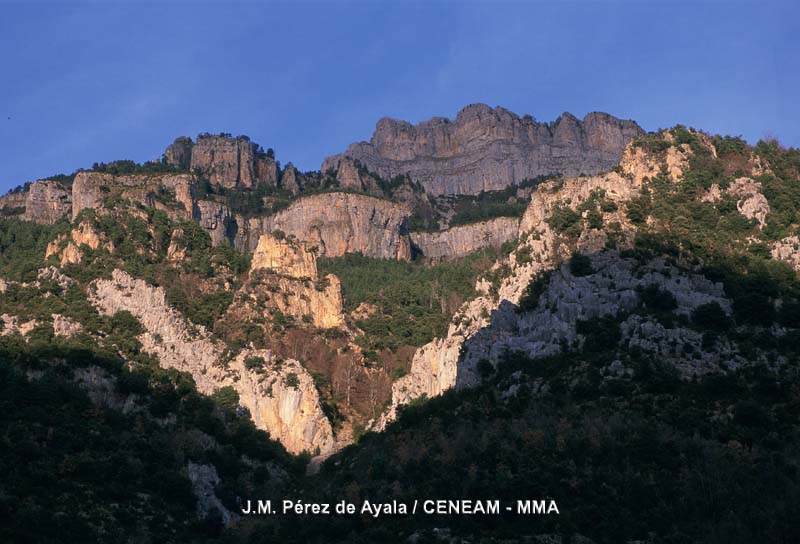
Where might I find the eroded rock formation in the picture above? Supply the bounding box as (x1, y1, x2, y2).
(71, 171, 194, 221)
(243, 193, 412, 260)
(377, 132, 711, 428)
(323, 104, 643, 195)
(243, 233, 345, 328)
(90, 269, 336, 455)
(411, 217, 519, 260)
(165, 134, 279, 190)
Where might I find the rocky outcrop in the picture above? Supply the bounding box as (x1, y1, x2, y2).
(14, 180, 72, 224)
(1, 314, 39, 337)
(728, 177, 770, 229)
(187, 462, 239, 527)
(772, 236, 800, 271)
(164, 136, 193, 170)
(0, 191, 27, 220)
(323, 104, 643, 196)
(194, 199, 237, 246)
(229, 350, 336, 455)
(71, 171, 194, 221)
(280, 163, 303, 195)
(244, 233, 345, 329)
(242, 192, 412, 260)
(165, 134, 279, 190)
(411, 217, 519, 260)
(251, 233, 318, 279)
(52, 313, 83, 337)
(46, 221, 113, 266)
(90, 269, 336, 455)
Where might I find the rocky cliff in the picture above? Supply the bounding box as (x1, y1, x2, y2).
(0, 180, 72, 224)
(251, 232, 319, 280)
(241, 192, 412, 260)
(71, 171, 194, 221)
(90, 269, 336, 455)
(322, 104, 643, 196)
(411, 216, 519, 260)
(245, 233, 345, 328)
(165, 134, 279, 189)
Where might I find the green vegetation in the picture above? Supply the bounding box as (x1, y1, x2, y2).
(517, 270, 551, 313)
(0, 336, 301, 544)
(243, 355, 267, 371)
(0, 219, 70, 282)
(546, 204, 582, 236)
(286, 338, 800, 543)
(318, 250, 499, 350)
(569, 252, 594, 276)
(91, 158, 187, 176)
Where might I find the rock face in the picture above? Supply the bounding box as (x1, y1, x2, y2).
(46, 221, 113, 266)
(0, 191, 27, 220)
(243, 193, 412, 260)
(323, 104, 643, 196)
(280, 163, 303, 195)
(728, 177, 770, 229)
(245, 233, 345, 329)
(411, 217, 519, 260)
(71, 171, 194, 221)
(90, 269, 336, 455)
(772, 236, 800, 271)
(229, 350, 336, 455)
(16, 180, 72, 224)
(187, 462, 238, 527)
(251, 233, 319, 280)
(165, 134, 279, 189)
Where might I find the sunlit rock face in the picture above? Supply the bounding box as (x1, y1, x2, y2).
(165, 134, 278, 190)
(243, 192, 412, 260)
(89, 269, 336, 456)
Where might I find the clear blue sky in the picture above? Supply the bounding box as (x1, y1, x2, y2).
(1, 0, 798, 192)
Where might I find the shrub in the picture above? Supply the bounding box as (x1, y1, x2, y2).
(517, 271, 551, 313)
(576, 315, 621, 352)
(569, 253, 594, 277)
(244, 356, 266, 371)
(546, 205, 581, 235)
(691, 301, 731, 331)
(639, 284, 678, 313)
(284, 372, 300, 389)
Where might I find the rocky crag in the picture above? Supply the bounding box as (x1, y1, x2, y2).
(323, 103, 643, 195)
(165, 134, 279, 189)
(90, 269, 336, 456)
(244, 232, 345, 329)
(243, 192, 412, 259)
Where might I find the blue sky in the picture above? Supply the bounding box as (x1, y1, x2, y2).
(1, 0, 798, 192)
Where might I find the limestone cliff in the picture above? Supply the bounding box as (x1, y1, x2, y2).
(411, 217, 519, 260)
(323, 104, 643, 196)
(244, 233, 344, 329)
(71, 171, 194, 221)
(251, 232, 319, 280)
(90, 269, 336, 455)
(0, 191, 27, 220)
(46, 220, 114, 266)
(241, 192, 412, 260)
(0, 180, 72, 224)
(165, 134, 279, 190)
